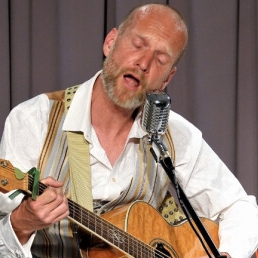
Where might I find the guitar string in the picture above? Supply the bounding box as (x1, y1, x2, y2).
(67, 199, 169, 258)
(26, 176, 170, 258)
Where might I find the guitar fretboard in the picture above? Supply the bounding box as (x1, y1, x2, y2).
(28, 175, 169, 258)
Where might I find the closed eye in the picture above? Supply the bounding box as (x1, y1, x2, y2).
(156, 53, 170, 65)
(132, 38, 144, 49)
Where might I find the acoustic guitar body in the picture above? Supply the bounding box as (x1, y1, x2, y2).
(85, 201, 219, 258)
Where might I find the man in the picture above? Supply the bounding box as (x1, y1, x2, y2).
(0, 3, 257, 258)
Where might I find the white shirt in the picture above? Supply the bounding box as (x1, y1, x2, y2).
(62, 71, 147, 201)
(0, 71, 258, 258)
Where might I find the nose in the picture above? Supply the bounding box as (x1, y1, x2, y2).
(136, 51, 154, 73)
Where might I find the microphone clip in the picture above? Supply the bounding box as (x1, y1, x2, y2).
(149, 133, 177, 185)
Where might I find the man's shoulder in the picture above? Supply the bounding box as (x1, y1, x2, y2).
(168, 110, 202, 139)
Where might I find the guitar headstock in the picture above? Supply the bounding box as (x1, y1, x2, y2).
(0, 159, 29, 193)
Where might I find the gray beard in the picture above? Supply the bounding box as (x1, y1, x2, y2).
(101, 69, 145, 110)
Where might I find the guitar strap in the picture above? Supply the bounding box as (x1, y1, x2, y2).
(42, 86, 94, 212)
(64, 86, 93, 212)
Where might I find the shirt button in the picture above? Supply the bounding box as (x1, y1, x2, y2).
(15, 249, 22, 258)
(112, 177, 116, 182)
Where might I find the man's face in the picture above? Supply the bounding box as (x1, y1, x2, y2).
(102, 9, 184, 110)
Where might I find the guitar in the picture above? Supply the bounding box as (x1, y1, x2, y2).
(0, 159, 219, 258)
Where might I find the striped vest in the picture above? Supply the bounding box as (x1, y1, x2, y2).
(31, 86, 182, 258)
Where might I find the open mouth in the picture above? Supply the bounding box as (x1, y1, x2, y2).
(123, 73, 140, 89)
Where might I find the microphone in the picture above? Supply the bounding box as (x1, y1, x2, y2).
(141, 90, 171, 136)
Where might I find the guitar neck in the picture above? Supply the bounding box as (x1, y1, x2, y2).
(28, 175, 157, 258)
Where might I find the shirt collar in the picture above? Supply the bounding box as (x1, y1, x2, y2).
(62, 70, 147, 141)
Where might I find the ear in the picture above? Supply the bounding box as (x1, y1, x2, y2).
(160, 66, 177, 90)
(103, 28, 118, 57)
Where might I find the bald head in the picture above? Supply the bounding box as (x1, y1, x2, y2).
(118, 4, 188, 65)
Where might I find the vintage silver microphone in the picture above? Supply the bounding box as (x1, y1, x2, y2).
(141, 90, 171, 137)
(141, 90, 172, 163)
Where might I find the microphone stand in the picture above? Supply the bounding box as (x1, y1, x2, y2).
(149, 134, 226, 258)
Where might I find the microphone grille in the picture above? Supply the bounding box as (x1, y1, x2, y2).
(141, 90, 171, 135)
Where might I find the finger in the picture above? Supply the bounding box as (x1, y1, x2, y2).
(41, 176, 64, 188)
(27, 194, 69, 224)
(40, 195, 69, 224)
(35, 188, 65, 207)
(50, 198, 70, 223)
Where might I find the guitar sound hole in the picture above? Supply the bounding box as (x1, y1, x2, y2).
(150, 239, 179, 258)
(155, 243, 171, 258)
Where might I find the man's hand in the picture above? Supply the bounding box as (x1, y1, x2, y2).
(10, 177, 69, 244)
